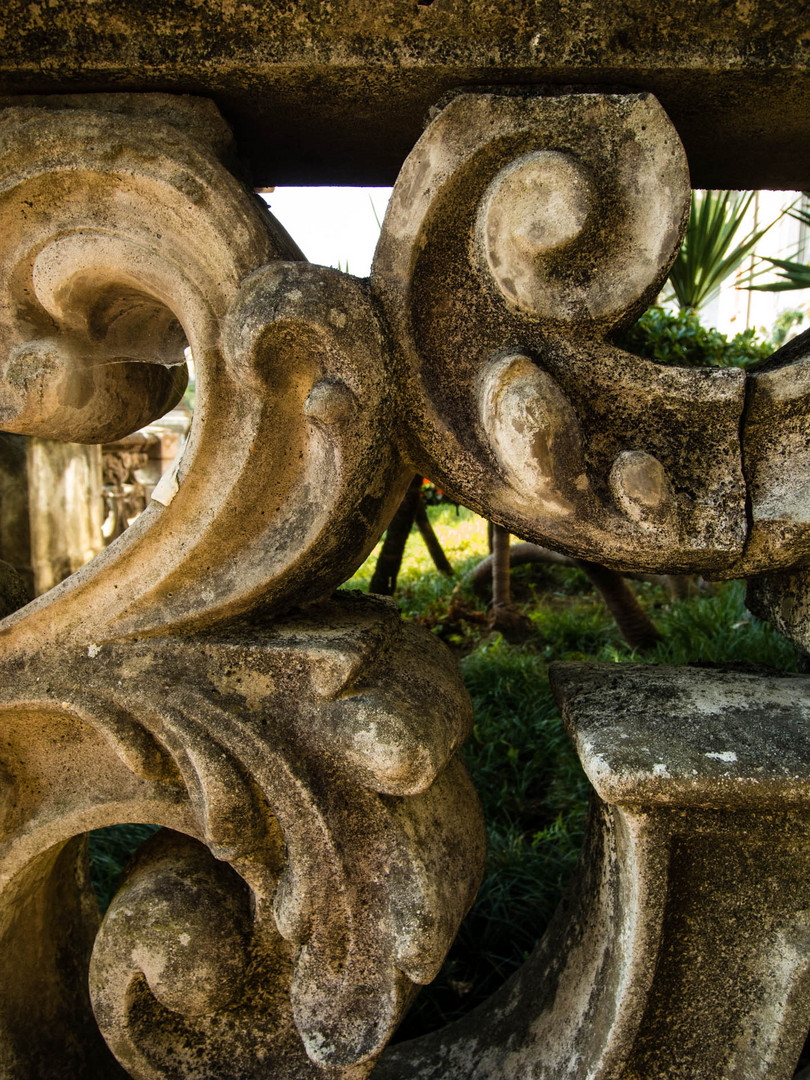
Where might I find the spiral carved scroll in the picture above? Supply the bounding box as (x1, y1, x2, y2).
(0, 595, 484, 1079)
(371, 92, 753, 575)
(0, 96, 483, 1079)
(0, 97, 411, 653)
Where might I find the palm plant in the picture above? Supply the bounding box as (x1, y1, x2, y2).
(745, 200, 810, 293)
(667, 190, 777, 311)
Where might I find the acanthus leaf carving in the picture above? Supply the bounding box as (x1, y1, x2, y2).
(0, 96, 484, 1079)
(0, 101, 411, 653)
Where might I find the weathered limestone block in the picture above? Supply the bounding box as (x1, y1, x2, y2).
(748, 567, 810, 656)
(738, 328, 810, 572)
(378, 664, 810, 1080)
(737, 329, 810, 648)
(2, 1, 810, 190)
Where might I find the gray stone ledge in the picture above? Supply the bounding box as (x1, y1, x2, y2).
(551, 662, 810, 809)
(0, 1, 809, 187)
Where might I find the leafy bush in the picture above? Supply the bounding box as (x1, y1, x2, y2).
(617, 305, 773, 369)
(770, 308, 807, 347)
(748, 200, 810, 294)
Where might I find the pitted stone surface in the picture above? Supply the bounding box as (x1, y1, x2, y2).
(1, 86, 810, 1080)
(1, 3, 810, 188)
(550, 662, 810, 808)
(372, 91, 749, 575)
(377, 664, 810, 1080)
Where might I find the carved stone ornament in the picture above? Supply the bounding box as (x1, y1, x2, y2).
(373, 92, 748, 575)
(0, 95, 484, 1079)
(1, 88, 810, 1080)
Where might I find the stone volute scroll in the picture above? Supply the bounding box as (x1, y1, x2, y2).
(0, 97, 417, 650)
(0, 95, 486, 1079)
(372, 91, 748, 576)
(368, 91, 810, 1080)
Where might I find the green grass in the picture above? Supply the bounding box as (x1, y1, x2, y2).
(344, 504, 486, 607)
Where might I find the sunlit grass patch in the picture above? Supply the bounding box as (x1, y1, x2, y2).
(342, 504, 487, 601)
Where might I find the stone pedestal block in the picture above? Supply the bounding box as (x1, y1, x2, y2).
(378, 664, 810, 1080)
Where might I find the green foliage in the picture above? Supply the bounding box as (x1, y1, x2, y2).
(343, 505, 485, 604)
(617, 305, 773, 369)
(667, 190, 777, 311)
(640, 580, 797, 670)
(769, 308, 807, 347)
(749, 256, 810, 293)
(747, 201, 810, 294)
(462, 641, 589, 831)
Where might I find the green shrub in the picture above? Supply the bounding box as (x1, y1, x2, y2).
(666, 190, 777, 312)
(617, 305, 773, 368)
(88, 823, 160, 912)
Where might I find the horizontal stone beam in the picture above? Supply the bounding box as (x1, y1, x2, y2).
(1, 0, 809, 188)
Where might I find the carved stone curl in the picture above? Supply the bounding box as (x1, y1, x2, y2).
(0, 96, 412, 652)
(366, 90, 810, 1080)
(0, 96, 485, 1080)
(372, 92, 748, 575)
(0, 595, 483, 1079)
(4, 88, 810, 1080)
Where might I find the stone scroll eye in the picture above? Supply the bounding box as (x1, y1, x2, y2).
(477, 150, 594, 316)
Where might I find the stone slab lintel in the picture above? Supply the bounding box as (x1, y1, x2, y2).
(1, 1, 809, 187)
